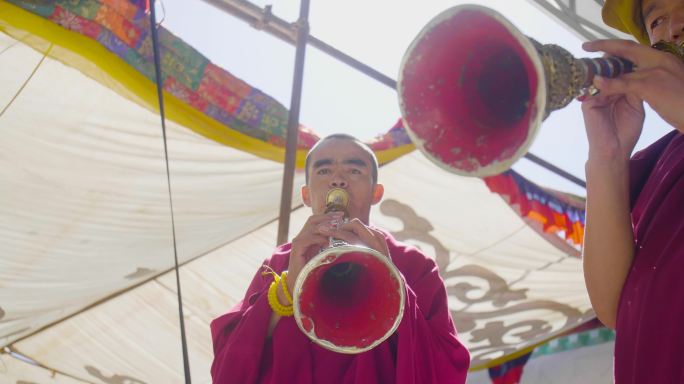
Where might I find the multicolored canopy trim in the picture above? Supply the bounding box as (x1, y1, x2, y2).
(485, 319, 613, 379)
(0, 0, 415, 167)
(488, 352, 531, 383)
(531, 320, 614, 358)
(485, 170, 586, 247)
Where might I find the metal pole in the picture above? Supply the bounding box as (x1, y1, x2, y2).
(523, 152, 586, 188)
(148, 1, 192, 382)
(308, 36, 396, 88)
(276, 0, 310, 245)
(199, 0, 396, 88)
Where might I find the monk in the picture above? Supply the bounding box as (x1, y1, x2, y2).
(210, 134, 470, 383)
(581, 0, 684, 382)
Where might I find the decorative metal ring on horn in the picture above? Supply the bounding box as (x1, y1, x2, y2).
(292, 188, 405, 354)
(398, 4, 684, 177)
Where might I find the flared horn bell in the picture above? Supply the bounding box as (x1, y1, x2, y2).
(398, 5, 547, 177)
(398, 4, 662, 177)
(293, 244, 405, 354)
(292, 188, 405, 354)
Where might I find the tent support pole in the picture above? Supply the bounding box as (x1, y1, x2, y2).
(277, 0, 310, 245)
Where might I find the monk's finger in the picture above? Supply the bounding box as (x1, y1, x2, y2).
(301, 212, 344, 235)
(583, 39, 648, 62)
(593, 70, 656, 100)
(328, 229, 362, 246)
(583, 39, 678, 71)
(337, 219, 376, 244)
(291, 234, 329, 258)
(368, 227, 390, 257)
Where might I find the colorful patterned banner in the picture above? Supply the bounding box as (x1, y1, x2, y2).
(3, 0, 414, 165)
(485, 171, 586, 246)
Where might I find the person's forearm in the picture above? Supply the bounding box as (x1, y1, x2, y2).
(583, 158, 635, 329)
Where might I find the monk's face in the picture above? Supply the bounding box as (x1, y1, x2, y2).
(641, 0, 684, 44)
(302, 138, 383, 224)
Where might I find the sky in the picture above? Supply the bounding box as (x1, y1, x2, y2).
(158, 0, 672, 196)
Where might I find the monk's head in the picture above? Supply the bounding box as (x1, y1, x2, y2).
(602, 0, 684, 45)
(302, 134, 383, 224)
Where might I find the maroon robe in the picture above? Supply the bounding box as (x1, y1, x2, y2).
(615, 130, 684, 383)
(211, 229, 470, 383)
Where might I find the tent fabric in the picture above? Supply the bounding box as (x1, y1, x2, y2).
(0, 27, 305, 351)
(1, 0, 603, 382)
(4, 149, 594, 382)
(0, 351, 84, 383)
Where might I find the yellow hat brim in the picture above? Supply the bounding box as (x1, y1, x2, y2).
(602, 0, 650, 45)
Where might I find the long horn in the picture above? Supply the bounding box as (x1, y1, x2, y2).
(397, 5, 680, 177)
(292, 189, 405, 354)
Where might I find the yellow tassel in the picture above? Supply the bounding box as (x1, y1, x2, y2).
(268, 281, 294, 316)
(262, 266, 293, 316)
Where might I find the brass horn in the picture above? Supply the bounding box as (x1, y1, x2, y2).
(398, 4, 684, 177)
(292, 188, 405, 354)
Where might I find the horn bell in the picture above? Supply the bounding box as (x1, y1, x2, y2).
(293, 244, 405, 354)
(398, 4, 547, 177)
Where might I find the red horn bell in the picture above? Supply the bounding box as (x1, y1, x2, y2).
(292, 188, 405, 354)
(293, 244, 405, 354)
(398, 5, 641, 177)
(398, 5, 546, 177)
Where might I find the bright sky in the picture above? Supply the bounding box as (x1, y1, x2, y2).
(159, 0, 672, 196)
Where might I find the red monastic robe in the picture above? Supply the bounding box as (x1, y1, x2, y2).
(211, 229, 470, 383)
(615, 130, 684, 383)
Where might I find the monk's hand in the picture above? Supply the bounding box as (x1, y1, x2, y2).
(580, 40, 645, 163)
(581, 93, 644, 163)
(330, 219, 390, 258)
(287, 211, 345, 290)
(583, 39, 684, 134)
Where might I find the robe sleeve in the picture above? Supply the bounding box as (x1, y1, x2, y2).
(629, 130, 678, 208)
(390, 238, 470, 384)
(210, 249, 289, 384)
